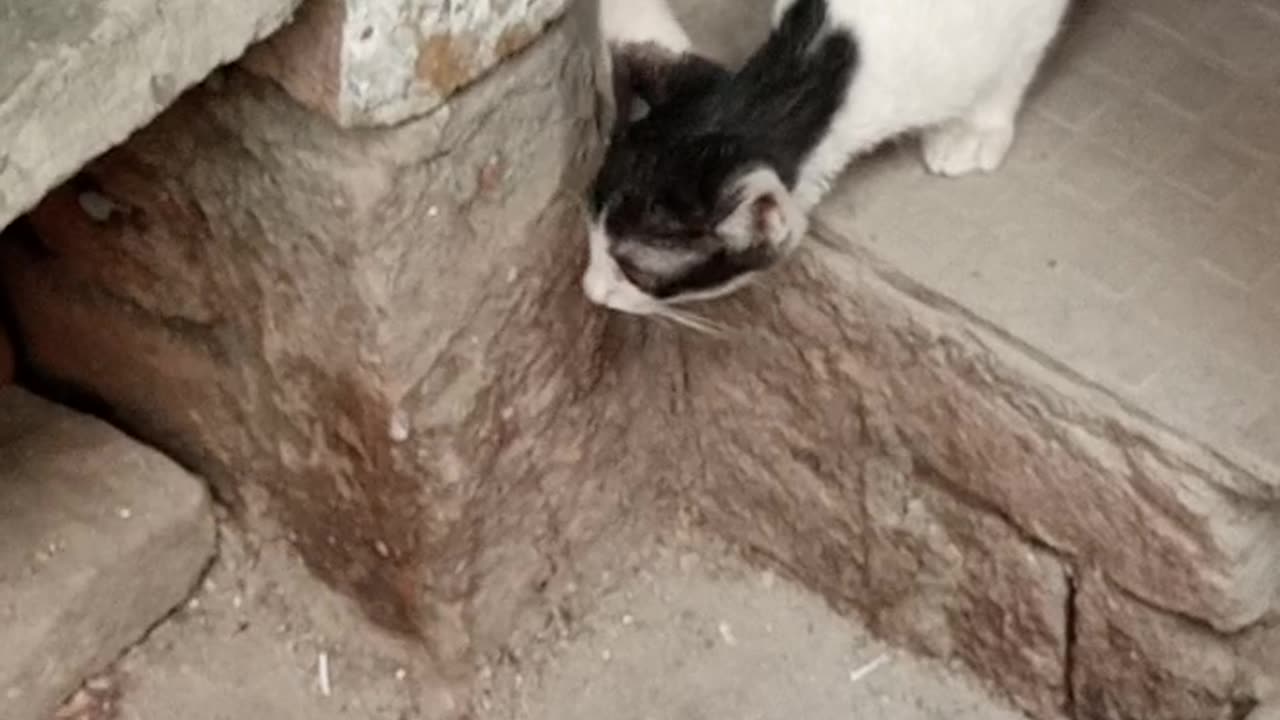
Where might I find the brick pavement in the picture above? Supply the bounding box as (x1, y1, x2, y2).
(814, 0, 1280, 478)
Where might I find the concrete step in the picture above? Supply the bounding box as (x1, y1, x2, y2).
(0, 387, 215, 720)
(0, 0, 299, 230)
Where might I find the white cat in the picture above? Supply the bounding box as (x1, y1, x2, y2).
(583, 0, 1069, 318)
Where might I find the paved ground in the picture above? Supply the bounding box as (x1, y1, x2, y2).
(84, 526, 440, 720)
(676, 0, 1280, 483)
(98, 530, 1026, 720)
(481, 543, 1027, 720)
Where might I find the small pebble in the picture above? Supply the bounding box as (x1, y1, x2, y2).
(55, 689, 92, 718)
(85, 676, 112, 692)
(117, 508, 132, 520)
(388, 412, 410, 442)
(601, 649, 612, 662)
(77, 191, 117, 222)
(717, 622, 738, 646)
(395, 668, 407, 681)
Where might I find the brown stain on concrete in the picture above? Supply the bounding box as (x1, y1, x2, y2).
(416, 34, 473, 96)
(495, 23, 536, 59)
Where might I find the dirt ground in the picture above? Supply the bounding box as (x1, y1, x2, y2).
(79, 523, 1025, 720)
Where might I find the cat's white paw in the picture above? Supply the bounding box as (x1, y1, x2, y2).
(922, 122, 1015, 177)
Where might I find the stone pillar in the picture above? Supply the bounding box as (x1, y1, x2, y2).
(1, 0, 619, 707)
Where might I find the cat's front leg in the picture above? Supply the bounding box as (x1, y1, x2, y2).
(921, 119, 1016, 177)
(921, 35, 1050, 177)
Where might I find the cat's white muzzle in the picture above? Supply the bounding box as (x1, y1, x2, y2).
(582, 221, 659, 316)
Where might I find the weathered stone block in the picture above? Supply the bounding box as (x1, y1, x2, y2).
(672, 270, 1070, 718)
(1072, 572, 1260, 720)
(862, 459, 1069, 718)
(884, 326, 1280, 632)
(674, 251, 1276, 718)
(243, 0, 572, 127)
(0, 387, 216, 720)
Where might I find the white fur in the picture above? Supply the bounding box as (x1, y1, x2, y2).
(584, 218, 659, 315)
(599, 0, 693, 53)
(777, 0, 1070, 209)
(583, 214, 762, 314)
(716, 168, 809, 254)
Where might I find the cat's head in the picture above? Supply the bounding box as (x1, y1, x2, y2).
(582, 47, 807, 315)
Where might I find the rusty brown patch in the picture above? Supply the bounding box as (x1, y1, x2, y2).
(476, 154, 506, 197)
(495, 23, 535, 60)
(416, 34, 474, 97)
(269, 366, 428, 639)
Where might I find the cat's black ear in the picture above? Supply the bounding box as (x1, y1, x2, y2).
(611, 47, 728, 128)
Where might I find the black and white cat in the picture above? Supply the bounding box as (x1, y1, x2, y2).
(583, 0, 1069, 318)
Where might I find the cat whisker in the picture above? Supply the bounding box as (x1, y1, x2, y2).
(653, 306, 729, 337)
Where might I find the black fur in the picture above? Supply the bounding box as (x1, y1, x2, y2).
(590, 0, 858, 299)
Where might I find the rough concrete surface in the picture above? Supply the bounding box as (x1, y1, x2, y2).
(0, 0, 300, 231)
(244, 0, 571, 126)
(0, 387, 216, 720)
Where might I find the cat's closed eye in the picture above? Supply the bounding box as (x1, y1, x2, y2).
(614, 255, 661, 292)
